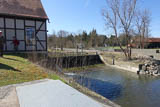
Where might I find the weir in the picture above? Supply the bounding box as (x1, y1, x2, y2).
(27, 53, 104, 71)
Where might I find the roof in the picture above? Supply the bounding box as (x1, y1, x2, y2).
(147, 38, 160, 43)
(0, 0, 48, 19)
(134, 38, 160, 43)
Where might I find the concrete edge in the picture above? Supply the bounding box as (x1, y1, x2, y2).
(0, 79, 50, 99)
(99, 54, 138, 73)
(54, 72, 121, 107)
(0, 78, 120, 107)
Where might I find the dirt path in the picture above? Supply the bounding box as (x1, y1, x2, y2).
(0, 86, 19, 107)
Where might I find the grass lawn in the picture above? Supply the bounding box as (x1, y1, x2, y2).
(95, 46, 126, 51)
(0, 54, 62, 87)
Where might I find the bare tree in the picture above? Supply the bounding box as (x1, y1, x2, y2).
(48, 31, 57, 49)
(57, 30, 68, 51)
(103, 0, 138, 60)
(135, 9, 151, 48)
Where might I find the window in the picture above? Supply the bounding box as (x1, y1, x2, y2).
(26, 27, 35, 45)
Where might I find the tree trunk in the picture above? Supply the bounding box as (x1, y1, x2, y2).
(115, 36, 128, 59)
(126, 33, 132, 60)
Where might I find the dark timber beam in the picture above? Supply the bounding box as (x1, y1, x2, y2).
(45, 21, 47, 51)
(35, 20, 37, 51)
(35, 21, 45, 50)
(24, 19, 27, 51)
(3, 17, 7, 51)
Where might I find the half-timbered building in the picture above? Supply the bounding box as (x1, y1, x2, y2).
(0, 0, 48, 52)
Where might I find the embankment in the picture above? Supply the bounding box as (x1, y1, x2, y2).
(27, 53, 119, 106)
(99, 53, 138, 73)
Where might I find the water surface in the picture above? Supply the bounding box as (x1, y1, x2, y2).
(72, 66, 160, 107)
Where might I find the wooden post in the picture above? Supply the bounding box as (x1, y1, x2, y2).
(112, 55, 115, 65)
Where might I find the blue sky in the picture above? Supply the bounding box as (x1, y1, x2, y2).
(41, 0, 160, 37)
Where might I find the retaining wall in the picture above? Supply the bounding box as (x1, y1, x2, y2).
(27, 53, 103, 71)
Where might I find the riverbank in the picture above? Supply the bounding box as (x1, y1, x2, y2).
(72, 65, 160, 107)
(0, 79, 112, 107)
(0, 54, 48, 87)
(99, 52, 140, 73)
(0, 53, 119, 107)
(44, 68, 120, 107)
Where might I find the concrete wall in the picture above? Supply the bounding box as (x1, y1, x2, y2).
(28, 54, 104, 70)
(132, 49, 160, 60)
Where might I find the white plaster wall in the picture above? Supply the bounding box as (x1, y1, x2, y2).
(36, 21, 45, 30)
(6, 41, 14, 51)
(0, 18, 4, 28)
(7, 41, 25, 51)
(37, 42, 46, 50)
(18, 41, 25, 51)
(27, 46, 36, 51)
(37, 31, 46, 40)
(6, 29, 15, 40)
(16, 30, 24, 40)
(25, 20, 35, 26)
(6, 18, 14, 28)
(16, 19, 24, 29)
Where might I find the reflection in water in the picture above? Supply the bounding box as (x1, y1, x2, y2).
(71, 66, 160, 107)
(74, 76, 122, 100)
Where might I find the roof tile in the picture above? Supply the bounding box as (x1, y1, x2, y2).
(0, 0, 48, 19)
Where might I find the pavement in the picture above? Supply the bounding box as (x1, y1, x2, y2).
(0, 79, 112, 107)
(59, 48, 98, 53)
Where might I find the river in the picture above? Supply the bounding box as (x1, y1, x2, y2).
(67, 65, 160, 107)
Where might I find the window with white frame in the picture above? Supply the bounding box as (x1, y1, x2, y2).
(26, 27, 35, 46)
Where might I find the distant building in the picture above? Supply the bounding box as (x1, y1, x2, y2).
(147, 38, 160, 48)
(0, 0, 48, 52)
(131, 38, 160, 49)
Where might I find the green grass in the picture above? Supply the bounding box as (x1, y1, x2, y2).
(63, 64, 105, 72)
(48, 74, 66, 83)
(0, 54, 63, 87)
(112, 46, 126, 49)
(95, 46, 126, 51)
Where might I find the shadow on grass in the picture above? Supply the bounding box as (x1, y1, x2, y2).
(2, 57, 23, 62)
(4, 53, 27, 58)
(4, 53, 48, 63)
(0, 63, 21, 72)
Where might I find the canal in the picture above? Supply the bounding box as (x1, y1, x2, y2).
(68, 66, 160, 107)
